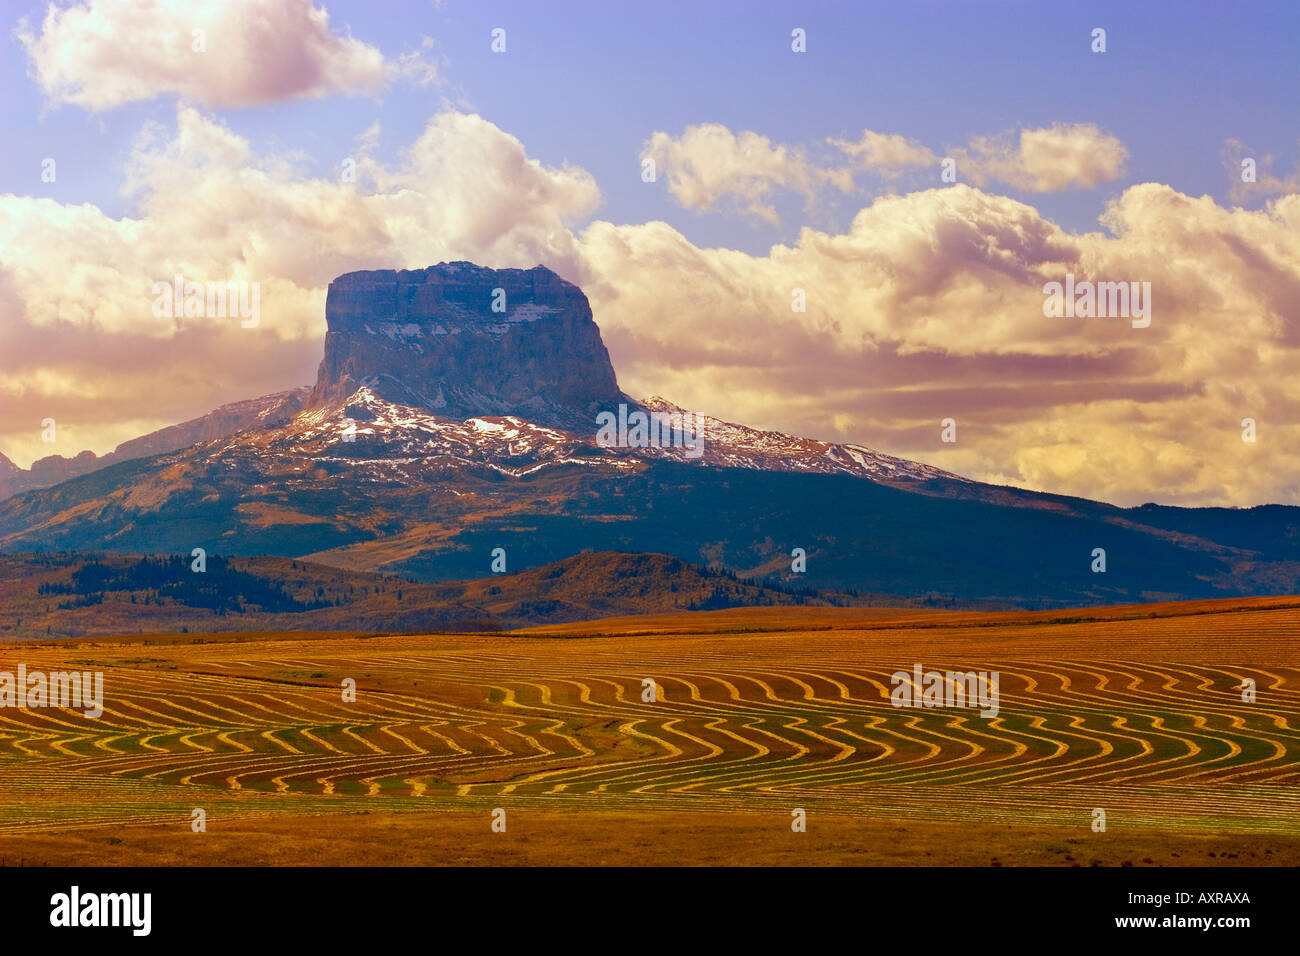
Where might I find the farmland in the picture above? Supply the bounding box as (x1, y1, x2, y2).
(0, 596, 1297, 865)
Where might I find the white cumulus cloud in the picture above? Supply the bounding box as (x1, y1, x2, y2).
(17, 0, 411, 110)
(641, 124, 852, 224)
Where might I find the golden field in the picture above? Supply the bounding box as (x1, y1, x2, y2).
(0, 596, 1297, 866)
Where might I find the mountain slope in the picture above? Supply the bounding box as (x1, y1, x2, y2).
(0, 550, 885, 640)
(0, 388, 309, 502)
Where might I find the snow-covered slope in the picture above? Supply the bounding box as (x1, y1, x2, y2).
(212, 385, 967, 486)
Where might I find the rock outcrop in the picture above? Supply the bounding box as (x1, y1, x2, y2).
(307, 262, 626, 427)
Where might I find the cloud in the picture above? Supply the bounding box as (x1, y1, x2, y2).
(641, 124, 852, 224)
(642, 122, 1128, 223)
(828, 130, 939, 178)
(3, 105, 599, 339)
(17, 0, 413, 110)
(1223, 138, 1300, 201)
(576, 183, 1300, 507)
(958, 123, 1130, 192)
(833, 123, 1128, 192)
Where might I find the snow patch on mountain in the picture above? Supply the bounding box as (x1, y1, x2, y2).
(261, 386, 966, 485)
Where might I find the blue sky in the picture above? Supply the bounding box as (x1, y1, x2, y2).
(5, 0, 1297, 251)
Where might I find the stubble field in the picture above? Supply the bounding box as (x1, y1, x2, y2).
(1, 597, 1297, 866)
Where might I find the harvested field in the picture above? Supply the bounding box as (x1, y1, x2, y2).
(0, 596, 1296, 864)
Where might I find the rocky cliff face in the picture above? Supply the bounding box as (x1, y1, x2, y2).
(308, 262, 626, 427)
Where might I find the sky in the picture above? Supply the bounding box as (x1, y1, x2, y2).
(1, 0, 1298, 507)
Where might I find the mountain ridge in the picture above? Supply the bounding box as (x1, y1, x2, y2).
(0, 388, 310, 503)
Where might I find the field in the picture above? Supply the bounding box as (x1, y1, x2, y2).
(0, 596, 1297, 866)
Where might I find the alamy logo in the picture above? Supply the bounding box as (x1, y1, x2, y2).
(50, 886, 151, 936)
(1042, 273, 1151, 328)
(0, 665, 103, 718)
(151, 273, 260, 328)
(596, 403, 705, 459)
(890, 664, 1000, 718)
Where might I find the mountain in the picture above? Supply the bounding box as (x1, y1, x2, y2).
(0, 388, 310, 502)
(0, 261, 1297, 612)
